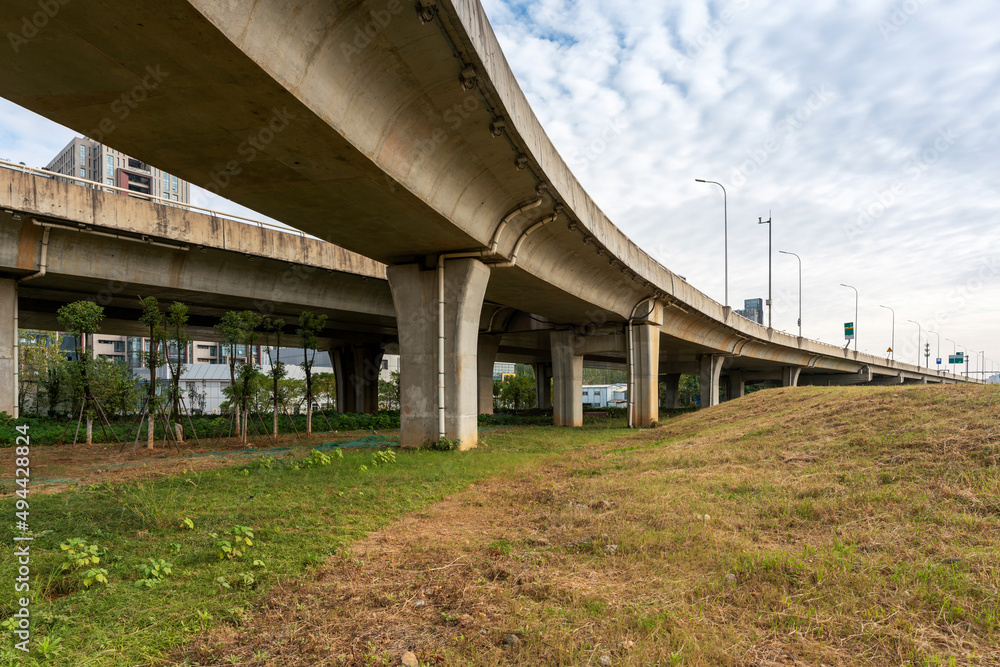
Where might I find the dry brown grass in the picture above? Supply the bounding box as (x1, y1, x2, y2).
(172, 385, 1000, 666)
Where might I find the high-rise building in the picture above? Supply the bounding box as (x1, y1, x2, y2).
(735, 298, 764, 325)
(45, 137, 190, 203)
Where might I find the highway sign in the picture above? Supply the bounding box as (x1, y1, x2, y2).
(936, 358, 942, 365)
(844, 322, 854, 340)
(948, 355, 964, 364)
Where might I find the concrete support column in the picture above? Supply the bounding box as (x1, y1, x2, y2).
(628, 323, 661, 426)
(551, 330, 583, 427)
(332, 343, 385, 415)
(477, 334, 501, 415)
(660, 373, 681, 409)
(781, 367, 802, 387)
(533, 362, 553, 410)
(0, 279, 15, 418)
(700, 355, 725, 408)
(725, 371, 745, 401)
(387, 259, 490, 449)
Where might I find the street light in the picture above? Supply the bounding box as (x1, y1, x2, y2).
(927, 329, 941, 374)
(840, 284, 858, 351)
(779, 250, 802, 338)
(879, 305, 895, 361)
(907, 320, 922, 369)
(695, 179, 728, 308)
(759, 213, 772, 328)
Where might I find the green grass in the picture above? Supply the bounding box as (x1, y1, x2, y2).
(0, 422, 624, 665)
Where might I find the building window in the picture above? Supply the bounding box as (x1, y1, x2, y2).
(172, 175, 178, 192)
(106, 155, 114, 177)
(162, 172, 169, 192)
(79, 167, 86, 178)
(79, 145, 86, 163)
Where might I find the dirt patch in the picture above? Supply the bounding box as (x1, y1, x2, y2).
(0, 431, 394, 495)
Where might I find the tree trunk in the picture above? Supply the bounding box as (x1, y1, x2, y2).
(174, 423, 184, 444)
(146, 413, 154, 450)
(306, 401, 313, 436)
(86, 416, 93, 445)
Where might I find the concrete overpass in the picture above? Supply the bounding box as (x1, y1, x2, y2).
(0, 0, 975, 447)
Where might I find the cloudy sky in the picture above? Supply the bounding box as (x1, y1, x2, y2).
(2, 0, 997, 376)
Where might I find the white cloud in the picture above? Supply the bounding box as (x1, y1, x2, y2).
(1, 1, 998, 371)
(482, 0, 1000, 367)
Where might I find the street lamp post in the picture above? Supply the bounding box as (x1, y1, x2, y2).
(840, 284, 858, 351)
(879, 305, 895, 361)
(928, 330, 941, 374)
(907, 320, 922, 369)
(778, 250, 802, 338)
(695, 179, 728, 308)
(759, 214, 772, 328)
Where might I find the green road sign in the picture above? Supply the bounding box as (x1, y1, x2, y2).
(948, 355, 964, 364)
(844, 322, 855, 340)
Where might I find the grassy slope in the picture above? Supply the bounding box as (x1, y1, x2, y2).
(178, 385, 998, 667)
(2, 385, 999, 666)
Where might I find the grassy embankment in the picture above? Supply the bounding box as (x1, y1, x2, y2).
(1, 385, 998, 666)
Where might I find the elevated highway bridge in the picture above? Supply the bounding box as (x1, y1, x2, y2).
(0, 1, 974, 446)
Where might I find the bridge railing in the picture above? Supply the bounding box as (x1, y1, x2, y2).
(0, 157, 311, 239)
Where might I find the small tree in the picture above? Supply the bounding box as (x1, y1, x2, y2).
(215, 310, 262, 446)
(163, 301, 192, 435)
(261, 316, 287, 438)
(297, 311, 327, 435)
(56, 301, 106, 444)
(138, 297, 165, 449)
(17, 330, 65, 415)
(499, 374, 536, 410)
(378, 370, 400, 410)
(312, 372, 336, 411)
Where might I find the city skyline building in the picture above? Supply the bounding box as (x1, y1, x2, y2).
(735, 298, 764, 325)
(45, 137, 190, 203)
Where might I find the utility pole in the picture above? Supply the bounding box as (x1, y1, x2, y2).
(758, 213, 772, 329)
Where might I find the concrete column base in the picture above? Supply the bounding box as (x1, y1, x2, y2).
(628, 322, 661, 426)
(477, 334, 501, 415)
(388, 259, 490, 449)
(551, 330, 583, 426)
(782, 367, 802, 387)
(0, 279, 15, 418)
(660, 373, 681, 409)
(333, 343, 385, 414)
(725, 371, 745, 401)
(700, 355, 725, 408)
(533, 362, 553, 410)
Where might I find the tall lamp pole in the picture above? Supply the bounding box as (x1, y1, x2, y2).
(879, 305, 894, 361)
(695, 179, 728, 308)
(759, 213, 772, 328)
(907, 320, 922, 369)
(928, 330, 941, 374)
(840, 284, 858, 351)
(779, 250, 801, 338)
